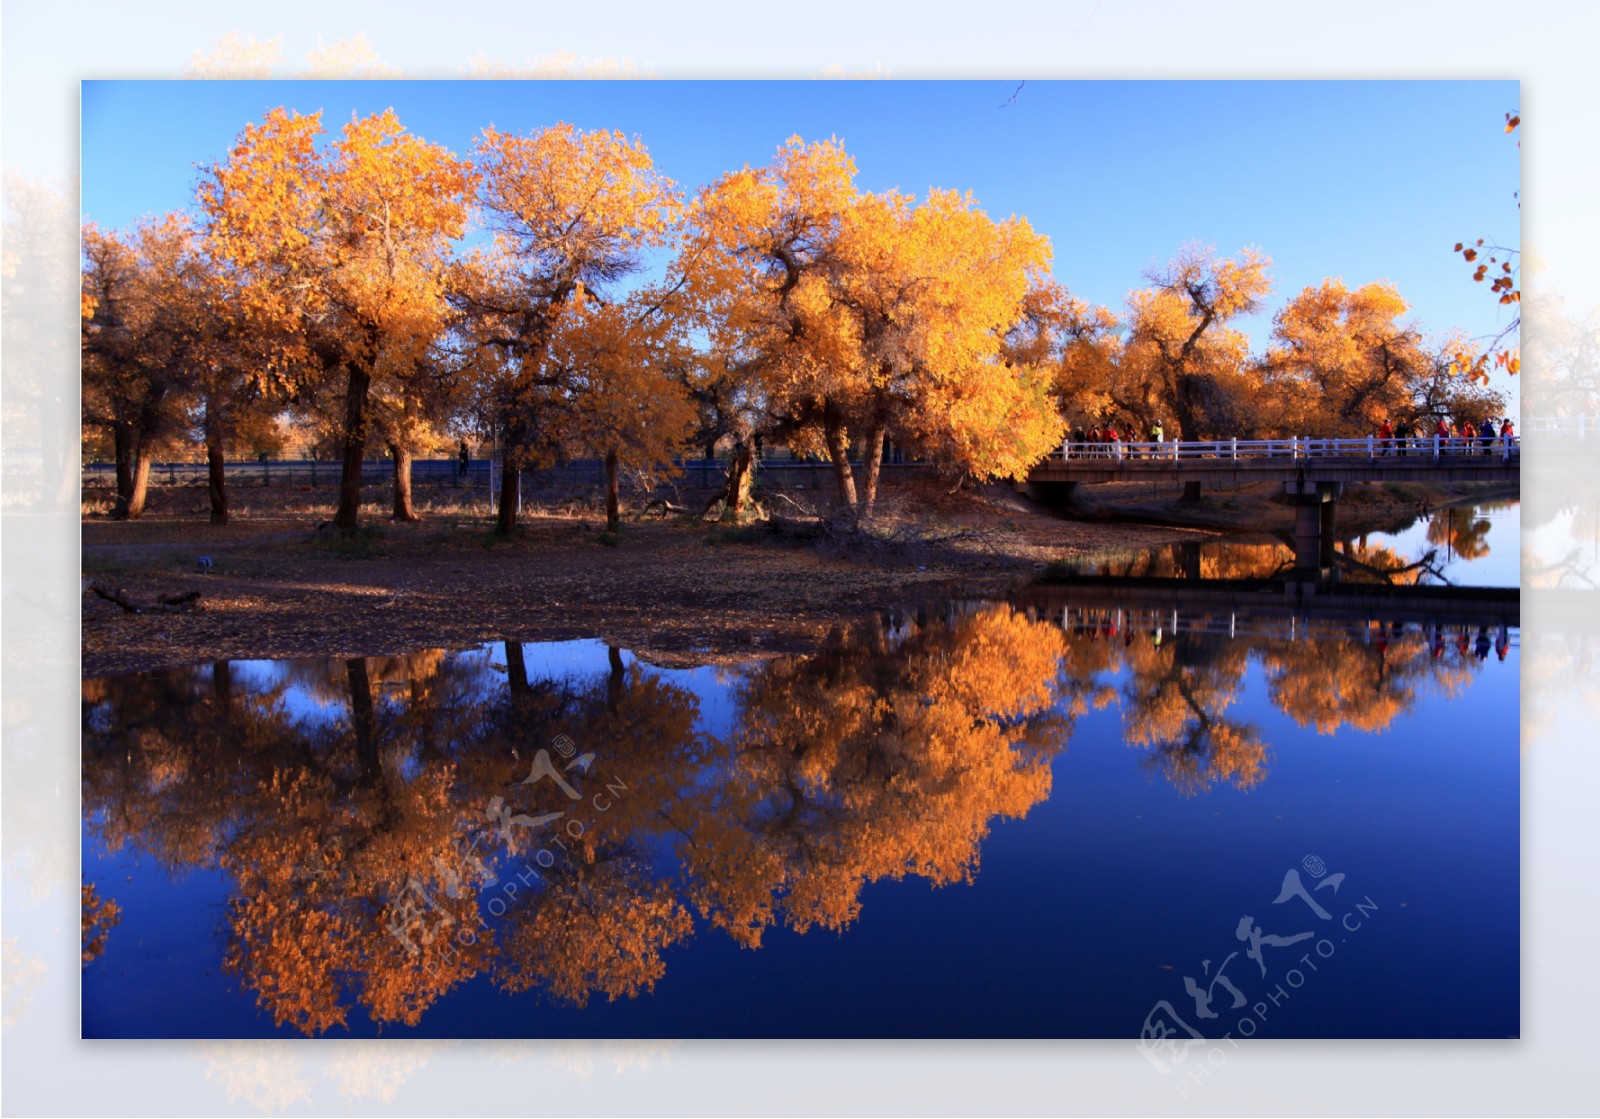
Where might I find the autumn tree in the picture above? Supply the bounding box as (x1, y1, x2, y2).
(1262, 280, 1434, 435)
(685, 138, 1064, 522)
(199, 108, 474, 530)
(459, 123, 680, 535)
(81, 216, 206, 518)
(1121, 244, 1271, 499)
(551, 295, 697, 531)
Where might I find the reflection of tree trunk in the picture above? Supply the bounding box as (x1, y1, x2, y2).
(212, 660, 232, 703)
(823, 404, 858, 516)
(496, 457, 520, 535)
(858, 419, 887, 521)
(333, 364, 372, 530)
(205, 396, 228, 525)
(1171, 541, 1202, 580)
(605, 447, 620, 531)
(505, 640, 530, 706)
(389, 441, 418, 523)
(346, 658, 379, 788)
(607, 645, 624, 712)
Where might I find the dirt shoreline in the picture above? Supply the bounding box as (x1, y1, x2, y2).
(80, 476, 1514, 677)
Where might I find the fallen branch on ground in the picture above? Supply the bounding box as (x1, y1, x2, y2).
(87, 581, 203, 614)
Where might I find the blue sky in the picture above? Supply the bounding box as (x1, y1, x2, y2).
(82, 79, 1521, 388)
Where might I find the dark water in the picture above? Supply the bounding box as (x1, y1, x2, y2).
(80, 504, 1519, 1039)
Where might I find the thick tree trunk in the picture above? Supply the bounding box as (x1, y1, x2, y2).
(389, 441, 419, 523)
(124, 449, 153, 520)
(346, 658, 379, 788)
(604, 446, 620, 531)
(112, 424, 134, 516)
(333, 364, 373, 530)
(496, 457, 520, 535)
(823, 406, 858, 515)
(205, 398, 228, 525)
(857, 421, 888, 520)
(721, 439, 754, 522)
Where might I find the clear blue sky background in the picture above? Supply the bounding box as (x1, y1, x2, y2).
(81, 78, 1521, 403)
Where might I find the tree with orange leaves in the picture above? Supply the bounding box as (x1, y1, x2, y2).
(685, 137, 1065, 523)
(81, 215, 207, 519)
(198, 108, 475, 529)
(458, 123, 681, 535)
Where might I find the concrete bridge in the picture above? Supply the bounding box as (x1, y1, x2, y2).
(1022, 436, 1520, 574)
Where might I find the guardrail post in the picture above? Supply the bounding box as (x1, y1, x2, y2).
(1433, 434, 1440, 461)
(1582, 415, 1588, 440)
(1366, 434, 1374, 461)
(1230, 437, 1238, 461)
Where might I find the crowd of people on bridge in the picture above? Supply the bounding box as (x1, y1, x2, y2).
(1374, 415, 1516, 456)
(1061, 419, 1166, 459)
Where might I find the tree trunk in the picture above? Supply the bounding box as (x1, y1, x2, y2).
(604, 446, 620, 531)
(857, 420, 888, 520)
(205, 397, 228, 525)
(333, 364, 373, 530)
(823, 406, 858, 515)
(389, 440, 419, 523)
(346, 658, 379, 788)
(721, 439, 754, 522)
(112, 424, 134, 516)
(496, 457, 520, 535)
(124, 447, 153, 520)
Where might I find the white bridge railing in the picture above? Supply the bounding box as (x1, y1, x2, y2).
(1055, 434, 1519, 464)
(1058, 606, 1519, 650)
(1526, 416, 1597, 437)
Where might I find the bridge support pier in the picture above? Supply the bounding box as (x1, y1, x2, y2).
(1285, 481, 1343, 577)
(1023, 480, 1081, 511)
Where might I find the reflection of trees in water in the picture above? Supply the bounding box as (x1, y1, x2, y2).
(1051, 606, 1494, 794)
(81, 602, 1498, 1032)
(81, 605, 1072, 1035)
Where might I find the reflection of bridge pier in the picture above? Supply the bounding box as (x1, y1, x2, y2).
(1287, 480, 1342, 578)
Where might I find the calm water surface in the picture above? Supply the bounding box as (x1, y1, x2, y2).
(81, 503, 1519, 1038)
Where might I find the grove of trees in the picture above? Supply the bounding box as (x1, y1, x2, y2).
(82, 109, 1508, 524)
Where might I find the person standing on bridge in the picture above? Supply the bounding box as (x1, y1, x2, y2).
(1461, 418, 1477, 453)
(1106, 421, 1123, 462)
(1500, 416, 1516, 454)
(1377, 417, 1394, 456)
(1434, 415, 1452, 453)
(1394, 417, 1412, 457)
(1480, 418, 1497, 455)
(1150, 419, 1164, 460)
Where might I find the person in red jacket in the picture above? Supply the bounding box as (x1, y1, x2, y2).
(1377, 418, 1394, 455)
